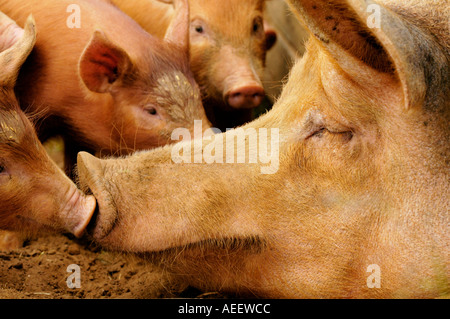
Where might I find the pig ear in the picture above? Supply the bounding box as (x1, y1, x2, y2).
(287, 0, 428, 110)
(163, 0, 190, 53)
(79, 30, 133, 93)
(0, 13, 36, 88)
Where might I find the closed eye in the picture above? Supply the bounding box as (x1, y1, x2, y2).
(309, 128, 353, 142)
(310, 128, 326, 138)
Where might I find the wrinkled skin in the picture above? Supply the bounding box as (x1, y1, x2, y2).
(0, 0, 209, 176)
(0, 12, 96, 251)
(78, 0, 449, 298)
(111, 0, 277, 130)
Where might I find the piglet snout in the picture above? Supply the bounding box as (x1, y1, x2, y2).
(226, 85, 265, 109)
(60, 187, 97, 238)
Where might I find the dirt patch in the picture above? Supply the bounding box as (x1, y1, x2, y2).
(0, 233, 190, 299)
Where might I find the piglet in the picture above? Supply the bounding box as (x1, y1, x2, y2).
(111, 0, 277, 129)
(0, 12, 96, 250)
(0, 0, 210, 176)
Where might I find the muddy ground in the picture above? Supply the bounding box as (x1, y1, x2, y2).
(0, 233, 192, 299)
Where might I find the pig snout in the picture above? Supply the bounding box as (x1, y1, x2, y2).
(60, 188, 97, 238)
(216, 46, 265, 110)
(225, 85, 265, 109)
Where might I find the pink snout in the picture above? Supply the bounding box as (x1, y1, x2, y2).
(226, 85, 265, 109)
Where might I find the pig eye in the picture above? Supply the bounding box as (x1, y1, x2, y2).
(311, 128, 354, 143)
(147, 107, 158, 115)
(0, 165, 4, 174)
(195, 26, 204, 34)
(311, 128, 326, 138)
(252, 17, 263, 34)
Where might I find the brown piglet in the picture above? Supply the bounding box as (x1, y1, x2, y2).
(0, 12, 96, 251)
(0, 0, 209, 176)
(111, 0, 278, 129)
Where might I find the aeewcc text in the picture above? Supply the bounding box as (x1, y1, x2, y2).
(178, 303, 271, 316)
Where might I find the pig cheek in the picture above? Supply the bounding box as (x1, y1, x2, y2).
(129, 109, 171, 148)
(0, 177, 19, 226)
(302, 136, 372, 191)
(190, 43, 222, 96)
(22, 191, 57, 226)
(249, 45, 266, 77)
(0, 182, 35, 229)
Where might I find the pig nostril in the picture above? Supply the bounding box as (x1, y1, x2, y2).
(226, 86, 265, 109)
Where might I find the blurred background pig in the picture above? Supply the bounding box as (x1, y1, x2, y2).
(263, 0, 308, 101)
(0, 12, 96, 251)
(0, 0, 210, 177)
(110, 0, 278, 130)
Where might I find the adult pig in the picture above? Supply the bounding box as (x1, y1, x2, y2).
(0, 0, 209, 176)
(0, 12, 96, 250)
(111, 0, 277, 130)
(77, 0, 449, 298)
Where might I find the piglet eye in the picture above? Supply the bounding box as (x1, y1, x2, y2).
(252, 17, 263, 34)
(0, 165, 4, 174)
(195, 25, 204, 33)
(147, 107, 157, 115)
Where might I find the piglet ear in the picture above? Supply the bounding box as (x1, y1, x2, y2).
(163, 0, 190, 53)
(79, 30, 133, 93)
(0, 13, 36, 88)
